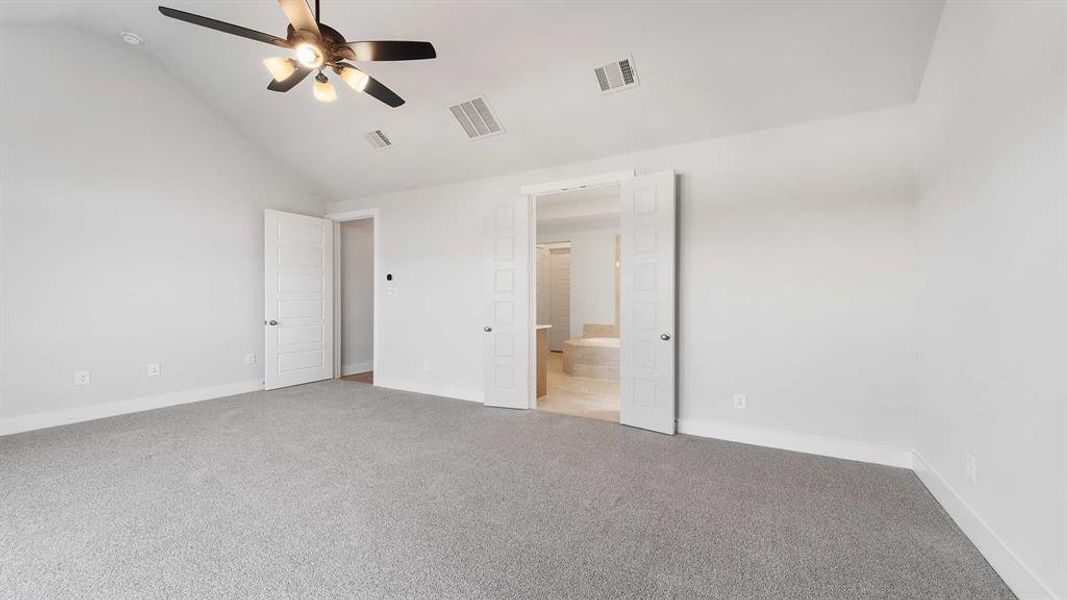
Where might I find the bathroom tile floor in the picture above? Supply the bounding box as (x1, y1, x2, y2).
(537, 352, 620, 422)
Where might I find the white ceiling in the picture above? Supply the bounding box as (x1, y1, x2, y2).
(0, 1, 944, 202)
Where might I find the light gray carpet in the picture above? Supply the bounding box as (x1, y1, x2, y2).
(1, 381, 1013, 599)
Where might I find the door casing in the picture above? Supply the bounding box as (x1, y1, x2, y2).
(325, 208, 382, 380)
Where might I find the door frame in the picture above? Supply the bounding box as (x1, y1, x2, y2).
(325, 208, 382, 380)
(520, 169, 635, 408)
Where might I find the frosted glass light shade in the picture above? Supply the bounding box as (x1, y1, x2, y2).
(339, 66, 370, 92)
(313, 78, 338, 103)
(263, 57, 297, 82)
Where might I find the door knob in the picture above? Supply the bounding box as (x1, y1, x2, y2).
(484, 326, 493, 332)
(267, 320, 278, 326)
(660, 333, 671, 341)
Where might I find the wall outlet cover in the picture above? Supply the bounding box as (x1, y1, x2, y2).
(733, 393, 747, 410)
(147, 363, 161, 377)
(964, 453, 977, 483)
(244, 353, 256, 365)
(74, 370, 91, 386)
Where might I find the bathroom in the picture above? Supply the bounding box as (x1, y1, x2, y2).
(534, 184, 621, 422)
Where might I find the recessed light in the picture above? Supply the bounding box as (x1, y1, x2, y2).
(120, 32, 143, 46)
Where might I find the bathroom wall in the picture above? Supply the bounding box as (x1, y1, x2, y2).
(538, 217, 620, 339)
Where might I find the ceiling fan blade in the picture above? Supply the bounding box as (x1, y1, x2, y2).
(158, 6, 290, 48)
(338, 41, 437, 62)
(333, 63, 405, 107)
(277, 0, 320, 39)
(267, 66, 313, 92)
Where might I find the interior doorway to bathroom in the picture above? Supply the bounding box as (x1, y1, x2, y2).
(533, 185, 622, 422)
(329, 209, 379, 386)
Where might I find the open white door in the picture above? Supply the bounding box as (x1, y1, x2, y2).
(483, 197, 530, 409)
(619, 170, 676, 434)
(264, 209, 334, 390)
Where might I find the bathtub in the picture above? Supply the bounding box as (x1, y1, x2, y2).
(562, 337, 620, 380)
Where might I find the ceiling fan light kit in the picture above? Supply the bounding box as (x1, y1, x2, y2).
(313, 73, 338, 103)
(158, 0, 436, 107)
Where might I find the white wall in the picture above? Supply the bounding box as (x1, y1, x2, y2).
(341, 219, 374, 374)
(538, 220, 619, 337)
(327, 105, 919, 450)
(912, 2, 1066, 597)
(0, 27, 324, 428)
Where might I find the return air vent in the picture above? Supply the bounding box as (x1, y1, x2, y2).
(448, 96, 504, 140)
(594, 57, 639, 94)
(364, 129, 392, 150)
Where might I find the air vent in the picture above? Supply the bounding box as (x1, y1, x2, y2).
(448, 96, 504, 140)
(364, 129, 392, 150)
(594, 57, 639, 94)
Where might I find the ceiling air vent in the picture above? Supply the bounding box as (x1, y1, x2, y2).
(594, 57, 639, 94)
(448, 96, 504, 140)
(364, 129, 392, 150)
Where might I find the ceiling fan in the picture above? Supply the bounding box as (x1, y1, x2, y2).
(158, 0, 436, 107)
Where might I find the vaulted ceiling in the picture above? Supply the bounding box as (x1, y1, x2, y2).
(0, 1, 944, 201)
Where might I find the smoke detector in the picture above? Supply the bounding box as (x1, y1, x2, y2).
(594, 56, 639, 94)
(120, 32, 144, 46)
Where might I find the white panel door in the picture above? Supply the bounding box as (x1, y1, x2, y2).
(620, 170, 676, 434)
(483, 197, 530, 409)
(264, 209, 334, 390)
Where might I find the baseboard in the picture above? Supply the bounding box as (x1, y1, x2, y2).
(374, 377, 483, 404)
(341, 361, 373, 376)
(912, 451, 1058, 600)
(0, 380, 264, 436)
(676, 418, 913, 469)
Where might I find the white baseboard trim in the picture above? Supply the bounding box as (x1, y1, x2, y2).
(0, 380, 264, 436)
(676, 418, 913, 469)
(912, 451, 1058, 600)
(341, 361, 374, 376)
(374, 377, 483, 404)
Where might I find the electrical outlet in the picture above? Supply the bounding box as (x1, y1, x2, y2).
(964, 453, 977, 483)
(422, 360, 432, 373)
(147, 363, 161, 377)
(732, 393, 747, 410)
(74, 370, 91, 386)
(244, 353, 256, 365)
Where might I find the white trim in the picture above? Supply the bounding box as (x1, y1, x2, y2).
(374, 377, 483, 404)
(0, 380, 264, 436)
(519, 169, 635, 196)
(677, 418, 913, 469)
(912, 451, 1059, 600)
(341, 361, 374, 377)
(327, 208, 382, 382)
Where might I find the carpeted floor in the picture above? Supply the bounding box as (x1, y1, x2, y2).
(1, 380, 1013, 599)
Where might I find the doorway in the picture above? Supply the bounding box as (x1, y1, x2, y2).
(534, 187, 621, 422)
(338, 218, 375, 383)
(482, 168, 676, 434)
(328, 208, 381, 386)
